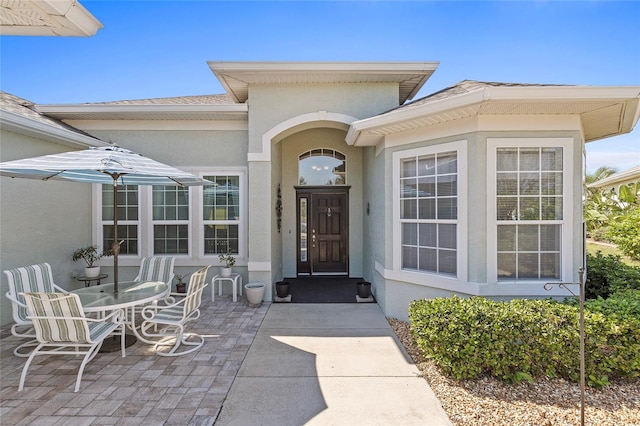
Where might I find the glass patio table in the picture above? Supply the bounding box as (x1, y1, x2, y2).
(72, 280, 170, 348)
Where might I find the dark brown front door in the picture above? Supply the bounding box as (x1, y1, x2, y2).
(296, 187, 349, 275)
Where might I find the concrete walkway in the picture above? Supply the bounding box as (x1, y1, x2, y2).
(216, 303, 452, 425)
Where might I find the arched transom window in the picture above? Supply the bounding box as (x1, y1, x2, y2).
(298, 149, 346, 186)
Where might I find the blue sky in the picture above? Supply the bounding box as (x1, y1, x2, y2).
(1, 1, 638, 173)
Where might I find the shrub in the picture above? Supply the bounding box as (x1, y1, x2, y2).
(586, 252, 640, 299)
(409, 296, 640, 387)
(606, 209, 640, 261)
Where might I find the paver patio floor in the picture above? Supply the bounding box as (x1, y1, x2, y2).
(0, 296, 269, 425)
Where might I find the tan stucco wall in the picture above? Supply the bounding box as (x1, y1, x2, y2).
(0, 131, 93, 326)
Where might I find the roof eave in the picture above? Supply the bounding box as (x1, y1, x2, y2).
(347, 85, 640, 146)
(1, 110, 109, 148)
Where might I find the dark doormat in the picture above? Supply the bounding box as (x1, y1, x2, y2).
(283, 277, 371, 303)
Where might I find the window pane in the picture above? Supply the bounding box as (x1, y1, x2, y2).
(497, 197, 518, 221)
(401, 199, 417, 219)
(497, 173, 518, 195)
(418, 199, 436, 220)
(520, 173, 540, 195)
(103, 224, 137, 256)
(541, 172, 562, 195)
(540, 225, 561, 251)
(439, 224, 456, 249)
(437, 198, 457, 220)
(418, 155, 435, 176)
(437, 151, 457, 174)
(497, 148, 517, 171)
(519, 197, 540, 220)
(541, 148, 562, 171)
(299, 149, 346, 185)
(518, 253, 539, 279)
(520, 149, 540, 171)
(418, 223, 437, 247)
(541, 197, 563, 220)
(403, 223, 418, 246)
(540, 253, 561, 279)
(419, 248, 437, 272)
(437, 175, 457, 197)
(418, 176, 435, 197)
(401, 158, 417, 178)
(402, 246, 418, 269)
(154, 224, 188, 254)
(204, 224, 239, 255)
(497, 225, 516, 251)
(497, 253, 516, 280)
(102, 185, 138, 221)
(401, 178, 418, 198)
(439, 250, 457, 275)
(518, 225, 539, 251)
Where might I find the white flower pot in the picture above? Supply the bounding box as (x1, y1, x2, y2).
(85, 266, 100, 278)
(244, 283, 265, 305)
(221, 267, 232, 277)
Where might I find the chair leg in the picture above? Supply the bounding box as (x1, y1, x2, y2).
(153, 325, 205, 357)
(18, 343, 43, 391)
(75, 344, 101, 392)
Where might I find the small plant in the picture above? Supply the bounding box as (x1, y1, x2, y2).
(218, 251, 236, 268)
(72, 245, 109, 267)
(175, 272, 190, 284)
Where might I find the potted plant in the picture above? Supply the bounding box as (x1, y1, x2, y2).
(72, 245, 109, 278)
(174, 272, 190, 293)
(275, 280, 290, 298)
(218, 251, 236, 277)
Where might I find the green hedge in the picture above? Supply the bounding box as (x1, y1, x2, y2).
(409, 296, 640, 387)
(586, 252, 640, 299)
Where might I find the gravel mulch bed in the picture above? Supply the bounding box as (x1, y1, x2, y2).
(389, 318, 640, 426)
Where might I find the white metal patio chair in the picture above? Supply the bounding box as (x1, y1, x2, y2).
(140, 265, 210, 356)
(4, 263, 68, 357)
(18, 292, 125, 393)
(134, 256, 176, 285)
(133, 256, 176, 315)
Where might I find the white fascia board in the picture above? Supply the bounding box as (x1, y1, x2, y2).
(346, 89, 486, 145)
(36, 104, 248, 114)
(1, 110, 108, 148)
(207, 61, 439, 73)
(41, 0, 103, 36)
(485, 85, 640, 101)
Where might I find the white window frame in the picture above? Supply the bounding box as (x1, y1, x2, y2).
(392, 140, 468, 286)
(95, 184, 142, 260)
(487, 138, 573, 285)
(149, 185, 192, 256)
(199, 168, 247, 261)
(93, 167, 248, 265)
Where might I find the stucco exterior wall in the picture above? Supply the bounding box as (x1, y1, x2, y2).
(78, 128, 250, 287)
(0, 131, 93, 326)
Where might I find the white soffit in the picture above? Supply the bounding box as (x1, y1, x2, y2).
(207, 61, 439, 103)
(0, 0, 103, 36)
(347, 85, 640, 145)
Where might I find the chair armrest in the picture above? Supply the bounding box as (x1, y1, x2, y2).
(5, 291, 27, 308)
(140, 296, 187, 320)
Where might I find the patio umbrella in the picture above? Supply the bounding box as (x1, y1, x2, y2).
(0, 145, 213, 293)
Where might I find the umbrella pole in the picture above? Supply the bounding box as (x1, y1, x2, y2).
(112, 178, 119, 293)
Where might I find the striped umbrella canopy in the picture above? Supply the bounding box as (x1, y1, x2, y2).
(0, 145, 213, 292)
